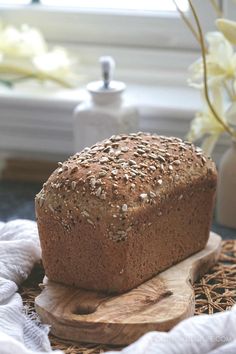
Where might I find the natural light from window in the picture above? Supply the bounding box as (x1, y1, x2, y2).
(41, 0, 189, 12)
(0, 0, 29, 4)
(0, 0, 189, 12)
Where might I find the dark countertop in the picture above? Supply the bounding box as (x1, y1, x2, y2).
(0, 181, 235, 239)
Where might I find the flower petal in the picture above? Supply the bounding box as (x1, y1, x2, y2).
(226, 102, 236, 125)
(0, 24, 47, 58)
(206, 32, 234, 71)
(201, 134, 220, 155)
(216, 19, 236, 45)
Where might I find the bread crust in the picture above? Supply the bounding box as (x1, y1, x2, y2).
(35, 133, 217, 293)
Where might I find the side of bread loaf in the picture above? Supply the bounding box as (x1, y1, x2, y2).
(35, 133, 217, 293)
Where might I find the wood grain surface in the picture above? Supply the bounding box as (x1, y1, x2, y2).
(35, 232, 221, 345)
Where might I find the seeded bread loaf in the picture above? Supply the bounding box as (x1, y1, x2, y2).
(35, 133, 217, 294)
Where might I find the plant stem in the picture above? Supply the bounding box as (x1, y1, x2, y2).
(209, 0, 223, 18)
(0, 63, 73, 88)
(172, 0, 201, 45)
(188, 0, 235, 137)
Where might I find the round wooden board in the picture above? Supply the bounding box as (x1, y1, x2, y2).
(35, 232, 222, 346)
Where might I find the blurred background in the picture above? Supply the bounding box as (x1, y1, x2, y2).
(0, 1, 218, 179)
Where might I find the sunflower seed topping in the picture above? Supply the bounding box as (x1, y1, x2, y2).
(149, 191, 156, 198)
(99, 170, 107, 177)
(129, 159, 137, 166)
(173, 160, 181, 165)
(71, 181, 77, 190)
(122, 204, 128, 212)
(140, 193, 148, 202)
(100, 156, 109, 163)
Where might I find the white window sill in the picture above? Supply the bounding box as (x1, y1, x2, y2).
(0, 73, 228, 164)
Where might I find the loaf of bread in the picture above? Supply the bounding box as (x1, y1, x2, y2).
(35, 133, 217, 293)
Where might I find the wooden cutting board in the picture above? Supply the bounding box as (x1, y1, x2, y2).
(35, 232, 221, 346)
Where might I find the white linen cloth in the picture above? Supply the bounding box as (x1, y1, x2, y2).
(0, 218, 236, 354)
(0, 219, 62, 354)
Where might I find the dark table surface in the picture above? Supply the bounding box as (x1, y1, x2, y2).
(0, 181, 235, 239)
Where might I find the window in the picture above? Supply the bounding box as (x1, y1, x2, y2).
(0, 0, 189, 12)
(0, 1, 225, 160)
(0, 1, 217, 51)
(40, 0, 189, 12)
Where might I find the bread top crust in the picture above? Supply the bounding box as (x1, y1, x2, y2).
(35, 132, 217, 242)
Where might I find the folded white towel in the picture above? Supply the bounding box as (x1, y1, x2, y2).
(106, 306, 236, 354)
(0, 219, 63, 354)
(0, 219, 235, 354)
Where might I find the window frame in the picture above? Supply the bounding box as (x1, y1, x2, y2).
(0, 1, 218, 51)
(0, 1, 228, 161)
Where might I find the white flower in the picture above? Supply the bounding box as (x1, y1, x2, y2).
(33, 47, 71, 72)
(187, 88, 226, 155)
(216, 19, 236, 45)
(225, 102, 236, 126)
(189, 32, 236, 88)
(0, 24, 47, 58)
(0, 23, 78, 88)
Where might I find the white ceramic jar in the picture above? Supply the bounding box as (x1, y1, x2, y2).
(73, 57, 139, 152)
